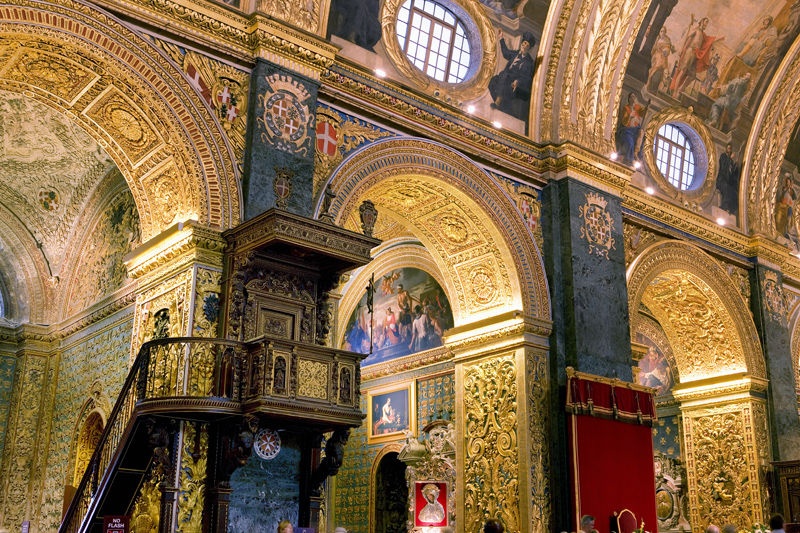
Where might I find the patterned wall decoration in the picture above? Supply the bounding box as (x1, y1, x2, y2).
(0, 352, 48, 532)
(152, 42, 249, 170)
(0, 355, 15, 463)
(38, 314, 133, 533)
(314, 105, 394, 197)
(462, 353, 519, 533)
(335, 374, 455, 533)
(652, 414, 683, 459)
(65, 190, 140, 318)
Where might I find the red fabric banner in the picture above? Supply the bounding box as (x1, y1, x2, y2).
(567, 371, 658, 533)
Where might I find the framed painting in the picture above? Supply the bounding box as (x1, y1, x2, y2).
(367, 381, 416, 444)
(414, 481, 448, 528)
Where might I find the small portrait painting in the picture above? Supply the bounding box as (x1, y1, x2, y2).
(414, 481, 448, 527)
(367, 381, 416, 444)
(636, 333, 673, 396)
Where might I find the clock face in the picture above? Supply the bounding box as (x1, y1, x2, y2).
(254, 429, 281, 460)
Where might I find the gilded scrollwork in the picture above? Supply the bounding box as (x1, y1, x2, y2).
(627, 241, 766, 381)
(760, 270, 786, 324)
(130, 473, 162, 533)
(526, 348, 551, 533)
(463, 353, 520, 533)
(579, 192, 615, 258)
(623, 223, 662, 266)
(682, 403, 764, 531)
(176, 421, 209, 533)
(297, 359, 329, 400)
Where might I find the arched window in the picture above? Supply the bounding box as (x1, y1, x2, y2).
(396, 0, 472, 83)
(654, 123, 698, 191)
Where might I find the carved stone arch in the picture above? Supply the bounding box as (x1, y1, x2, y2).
(627, 240, 765, 383)
(320, 138, 550, 325)
(56, 174, 139, 322)
(369, 443, 406, 533)
(0, 0, 240, 241)
(0, 215, 51, 323)
(533, 0, 653, 147)
(742, 38, 800, 235)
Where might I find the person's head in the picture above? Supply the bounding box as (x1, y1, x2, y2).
(414, 304, 422, 315)
(581, 515, 596, 532)
(786, 173, 794, 187)
(722, 524, 737, 533)
(278, 521, 293, 533)
(726, 143, 733, 155)
(706, 525, 721, 533)
(398, 284, 404, 291)
(386, 398, 391, 406)
(484, 519, 505, 533)
(660, 27, 667, 36)
(422, 483, 440, 504)
(700, 17, 709, 29)
(387, 307, 392, 313)
(520, 32, 536, 54)
(764, 16, 774, 27)
(744, 72, 752, 81)
(770, 514, 785, 531)
(711, 54, 720, 64)
(628, 92, 637, 105)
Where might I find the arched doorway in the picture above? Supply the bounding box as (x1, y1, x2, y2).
(370, 446, 408, 533)
(628, 240, 769, 532)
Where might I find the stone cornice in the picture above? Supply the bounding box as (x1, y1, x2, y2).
(124, 222, 226, 281)
(93, 0, 337, 75)
(671, 373, 769, 406)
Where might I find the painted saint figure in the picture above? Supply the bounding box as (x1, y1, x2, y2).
(776, 173, 797, 238)
(615, 92, 650, 164)
(647, 27, 675, 93)
(699, 54, 720, 95)
(383, 307, 401, 346)
(706, 72, 751, 130)
(670, 16, 725, 97)
(418, 483, 446, 523)
(488, 30, 536, 124)
(736, 16, 777, 67)
(715, 143, 740, 216)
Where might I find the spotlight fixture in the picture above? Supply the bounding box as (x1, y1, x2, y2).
(492, 121, 502, 128)
(467, 105, 475, 114)
(375, 68, 387, 78)
(645, 187, 654, 195)
(716, 217, 726, 226)
(610, 152, 618, 161)
(633, 161, 642, 169)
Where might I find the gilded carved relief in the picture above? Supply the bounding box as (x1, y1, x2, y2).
(463, 353, 520, 533)
(66, 190, 140, 318)
(579, 192, 616, 259)
(176, 421, 208, 533)
(313, 106, 393, 197)
(130, 473, 162, 533)
(500, 179, 543, 253)
(257, 0, 321, 34)
(761, 270, 786, 324)
(257, 74, 313, 156)
(1, 46, 99, 104)
(623, 224, 662, 266)
(526, 348, 551, 533)
(682, 403, 766, 532)
(193, 268, 222, 338)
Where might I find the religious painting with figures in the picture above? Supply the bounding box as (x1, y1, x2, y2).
(636, 333, 674, 396)
(414, 481, 448, 528)
(367, 381, 416, 444)
(341, 267, 453, 367)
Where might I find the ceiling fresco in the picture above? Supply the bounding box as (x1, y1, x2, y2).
(0, 91, 115, 275)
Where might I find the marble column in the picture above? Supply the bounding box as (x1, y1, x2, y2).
(242, 59, 320, 219)
(750, 264, 800, 461)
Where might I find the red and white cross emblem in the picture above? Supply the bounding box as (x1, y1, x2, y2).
(316, 122, 338, 157)
(186, 64, 211, 105)
(272, 98, 300, 136)
(275, 177, 291, 199)
(226, 106, 239, 122)
(217, 86, 231, 105)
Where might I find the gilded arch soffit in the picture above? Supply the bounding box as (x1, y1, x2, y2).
(744, 37, 800, 236)
(0, 214, 52, 324)
(535, 0, 652, 147)
(627, 240, 765, 381)
(324, 138, 550, 323)
(0, 0, 240, 240)
(336, 243, 452, 349)
(632, 312, 680, 385)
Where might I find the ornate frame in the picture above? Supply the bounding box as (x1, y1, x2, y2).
(643, 107, 717, 205)
(366, 380, 417, 444)
(380, 0, 497, 103)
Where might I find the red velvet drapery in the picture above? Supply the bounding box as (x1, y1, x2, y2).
(566, 370, 659, 533)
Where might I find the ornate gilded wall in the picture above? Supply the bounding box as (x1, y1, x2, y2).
(39, 312, 134, 533)
(335, 372, 455, 533)
(0, 355, 15, 462)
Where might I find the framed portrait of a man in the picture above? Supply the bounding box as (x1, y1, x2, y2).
(366, 381, 416, 444)
(414, 481, 448, 527)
